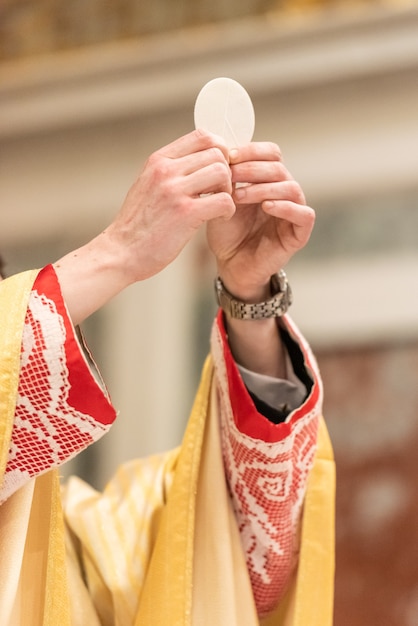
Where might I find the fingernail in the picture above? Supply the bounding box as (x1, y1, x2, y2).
(229, 149, 238, 163)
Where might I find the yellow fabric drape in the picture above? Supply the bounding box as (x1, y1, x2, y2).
(0, 270, 38, 479)
(0, 271, 335, 625)
(261, 417, 335, 626)
(0, 271, 71, 626)
(133, 358, 214, 625)
(191, 366, 260, 625)
(134, 356, 335, 626)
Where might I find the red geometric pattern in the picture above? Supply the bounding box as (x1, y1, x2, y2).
(1, 267, 116, 503)
(213, 313, 322, 616)
(221, 402, 319, 615)
(1, 265, 323, 620)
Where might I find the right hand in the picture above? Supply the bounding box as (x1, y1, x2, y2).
(105, 129, 235, 284)
(54, 130, 235, 325)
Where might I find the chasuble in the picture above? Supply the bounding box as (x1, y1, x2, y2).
(0, 266, 335, 625)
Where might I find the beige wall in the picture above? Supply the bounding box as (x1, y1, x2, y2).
(1, 3, 418, 475)
(2, 4, 418, 623)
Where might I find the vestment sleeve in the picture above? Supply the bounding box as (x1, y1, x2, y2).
(211, 310, 323, 617)
(237, 348, 308, 419)
(0, 265, 116, 503)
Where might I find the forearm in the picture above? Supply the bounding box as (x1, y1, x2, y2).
(0, 266, 116, 503)
(53, 131, 236, 327)
(212, 314, 322, 615)
(53, 230, 132, 326)
(217, 271, 287, 379)
(223, 315, 287, 379)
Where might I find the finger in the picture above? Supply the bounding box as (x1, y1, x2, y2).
(231, 160, 293, 185)
(158, 129, 229, 161)
(178, 146, 230, 177)
(233, 180, 306, 206)
(262, 200, 315, 244)
(192, 192, 236, 222)
(229, 141, 282, 164)
(183, 161, 233, 196)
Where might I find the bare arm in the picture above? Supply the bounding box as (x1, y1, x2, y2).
(221, 317, 286, 379)
(207, 142, 315, 377)
(54, 132, 313, 382)
(54, 130, 235, 326)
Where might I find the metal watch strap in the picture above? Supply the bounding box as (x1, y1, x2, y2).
(214, 270, 292, 320)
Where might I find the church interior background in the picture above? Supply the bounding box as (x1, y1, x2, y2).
(1, 1, 418, 623)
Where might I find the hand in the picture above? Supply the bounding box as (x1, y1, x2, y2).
(206, 142, 315, 302)
(55, 130, 235, 325)
(106, 129, 235, 284)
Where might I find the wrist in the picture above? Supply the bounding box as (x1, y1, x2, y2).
(215, 271, 292, 321)
(54, 232, 133, 325)
(215, 268, 272, 303)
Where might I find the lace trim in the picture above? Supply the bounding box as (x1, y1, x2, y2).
(211, 319, 321, 615)
(1, 290, 112, 502)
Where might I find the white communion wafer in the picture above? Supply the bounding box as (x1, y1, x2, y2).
(194, 77, 255, 148)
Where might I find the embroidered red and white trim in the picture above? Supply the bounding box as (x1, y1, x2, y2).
(212, 313, 322, 615)
(1, 267, 116, 503)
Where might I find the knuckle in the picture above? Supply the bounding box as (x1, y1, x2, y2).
(146, 151, 160, 168)
(195, 129, 228, 158)
(179, 195, 194, 216)
(288, 180, 306, 204)
(146, 153, 170, 182)
(159, 177, 178, 204)
(195, 128, 214, 145)
(170, 193, 192, 220)
(209, 146, 226, 162)
(218, 193, 235, 217)
(268, 142, 282, 161)
(306, 206, 316, 225)
(271, 161, 286, 180)
(211, 160, 229, 176)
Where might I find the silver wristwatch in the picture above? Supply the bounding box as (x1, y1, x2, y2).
(214, 270, 292, 320)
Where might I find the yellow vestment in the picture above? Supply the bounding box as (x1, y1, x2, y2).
(0, 270, 335, 625)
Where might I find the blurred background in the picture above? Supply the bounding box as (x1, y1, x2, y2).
(1, 0, 418, 623)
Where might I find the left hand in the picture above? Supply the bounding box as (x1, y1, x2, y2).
(206, 141, 315, 301)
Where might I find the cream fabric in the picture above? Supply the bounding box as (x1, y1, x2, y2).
(0, 271, 335, 625)
(64, 359, 335, 626)
(0, 271, 72, 626)
(191, 373, 260, 625)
